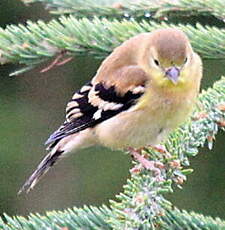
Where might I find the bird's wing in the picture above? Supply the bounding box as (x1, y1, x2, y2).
(45, 66, 148, 149)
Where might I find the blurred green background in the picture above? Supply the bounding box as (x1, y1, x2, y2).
(0, 0, 224, 220)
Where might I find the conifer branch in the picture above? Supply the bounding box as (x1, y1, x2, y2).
(1, 205, 225, 229)
(21, 0, 225, 22)
(160, 207, 225, 230)
(0, 17, 225, 75)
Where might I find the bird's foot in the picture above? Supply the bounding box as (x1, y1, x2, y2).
(126, 147, 164, 176)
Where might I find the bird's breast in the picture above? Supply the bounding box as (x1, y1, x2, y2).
(95, 90, 195, 149)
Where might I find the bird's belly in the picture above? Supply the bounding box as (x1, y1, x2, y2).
(95, 105, 187, 149)
(95, 96, 194, 149)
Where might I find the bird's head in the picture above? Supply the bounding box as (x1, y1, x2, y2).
(141, 28, 201, 90)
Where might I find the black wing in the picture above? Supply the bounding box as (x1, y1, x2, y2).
(45, 82, 145, 149)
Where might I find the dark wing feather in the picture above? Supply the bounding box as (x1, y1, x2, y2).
(45, 81, 145, 149)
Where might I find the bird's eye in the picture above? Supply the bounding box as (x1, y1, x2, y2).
(184, 57, 188, 63)
(154, 59, 159, 66)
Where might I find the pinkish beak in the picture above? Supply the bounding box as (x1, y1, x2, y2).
(165, 67, 180, 84)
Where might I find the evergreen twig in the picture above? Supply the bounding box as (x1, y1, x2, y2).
(0, 17, 225, 75)
(1, 204, 225, 229)
(21, 0, 225, 22)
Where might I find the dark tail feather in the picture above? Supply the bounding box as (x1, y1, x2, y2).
(18, 150, 63, 194)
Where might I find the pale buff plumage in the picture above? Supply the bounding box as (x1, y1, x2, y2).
(19, 28, 202, 193)
(93, 30, 202, 148)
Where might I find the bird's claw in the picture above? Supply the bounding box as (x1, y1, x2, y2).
(126, 147, 164, 176)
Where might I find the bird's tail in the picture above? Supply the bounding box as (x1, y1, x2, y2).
(18, 148, 64, 194)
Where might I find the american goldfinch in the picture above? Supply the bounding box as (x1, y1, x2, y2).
(19, 28, 202, 193)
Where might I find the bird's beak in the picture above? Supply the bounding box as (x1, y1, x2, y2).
(165, 67, 180, 84)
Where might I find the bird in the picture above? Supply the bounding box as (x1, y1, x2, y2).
(19, 28, 202, 194)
